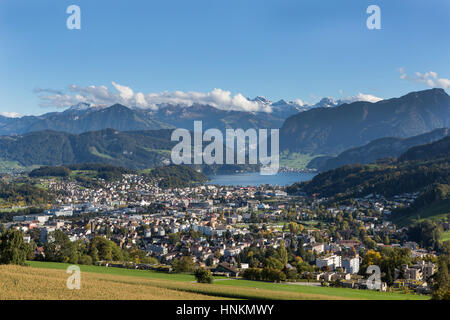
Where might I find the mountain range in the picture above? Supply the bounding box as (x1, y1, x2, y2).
(0, 88, 449, 171)
(280, 88, 450, 155)
(0, 94, 351, 136)
(0, 102, 292, 135)
(0, 128, 256, 172)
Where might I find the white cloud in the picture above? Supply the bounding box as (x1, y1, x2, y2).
(294, 99, 305, 106)
(0, 112, 22, 118)
(354, 93, 383, 103)
(112, 82, 135, 100)
(399, 68, 450, 89)
(35, 82, 383, 114)
(341, 93, 383, 104)
(36, 83, 271, 113)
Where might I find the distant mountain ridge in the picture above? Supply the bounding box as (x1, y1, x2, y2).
(280, 88, 450, 155)
(2, 88, 449, 166)
(0, 104, 171, 135)
(309, 128, 449, 171)
(0, 128, 258, 172)
(0, 93, 354, 136)
(250, 96, 346, 118)
(0, 102, 291, 136)
(147, 104, 285, 131)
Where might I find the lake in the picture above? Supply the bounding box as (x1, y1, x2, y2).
(207, 172, 316, 186)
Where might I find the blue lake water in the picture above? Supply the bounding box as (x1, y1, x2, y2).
(207, 172, 317, 186)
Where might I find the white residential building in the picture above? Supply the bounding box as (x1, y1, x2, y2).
(316, 255, 342, 270)
(342, 257, 360, 274)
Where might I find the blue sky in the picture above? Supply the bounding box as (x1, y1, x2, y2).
(0, 0, 449, 116)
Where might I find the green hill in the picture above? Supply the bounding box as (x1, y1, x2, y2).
(145, 165, 208, 188)
(400, 135, 450, 162)
(288, 136, 450, 227)
(391, 184, 450, 226)
(310, 128, 449, 171)
(0, 129, 175, 170)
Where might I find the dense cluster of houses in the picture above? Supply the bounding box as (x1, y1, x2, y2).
(3, 173, 439, 294)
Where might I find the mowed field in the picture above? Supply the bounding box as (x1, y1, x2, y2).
(0, 261, 431, 300)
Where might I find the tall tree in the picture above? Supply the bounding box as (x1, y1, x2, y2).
(173, 256, 195, 273)
(432, 255, 449, 300)
(278, 240, 288, 265)
(0, 229, 31, 265)
(44, 230, 77, 263)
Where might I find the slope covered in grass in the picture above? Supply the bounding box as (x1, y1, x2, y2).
(0, 264, 220, 300)
(24, 261, 429, 300)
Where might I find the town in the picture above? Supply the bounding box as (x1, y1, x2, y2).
(2, 168, 448, 297)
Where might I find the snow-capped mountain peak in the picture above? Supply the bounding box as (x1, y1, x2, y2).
(314, 97, 339, 108)
(67, 102, 92, 111)
(251, 96, 272, 105)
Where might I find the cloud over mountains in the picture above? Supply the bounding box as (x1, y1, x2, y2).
(0, 112, 22, 118)
(35, 82, 383, 113)
(399, 68, 450, 89)
(341, 93, 383, 104)
(36, 83, 272, 113)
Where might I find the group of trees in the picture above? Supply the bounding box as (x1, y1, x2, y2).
(359, 246, 450, 299)
(29, 166, 71, 178)
(0, 181, 54, 206)
(360, 247, 412, 286)
(282, 222, 305, 235)
(355, 246, 450, 300)
(147, 165, 208, 188)
(42, 230, 157, 265)
(171, 256, 214, 284)
(432, 255, 450, 300)
(242, 267, 286, 282)
(194, 267, 214, 283)
(237, 240, 315, 281)
(407, 220, 444, 251)
(172, 256, 195, 273)
(29, 163, 136, 182)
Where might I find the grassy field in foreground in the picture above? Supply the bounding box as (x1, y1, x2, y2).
(0, 264, 221, 300)
(23, 261, 430, 300)
(28, 261, 197, 282)
(1, 264, 345, 300)
(215, 279, 429, 300)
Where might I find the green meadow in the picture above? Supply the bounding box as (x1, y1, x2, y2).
(27, 261, 430, 300)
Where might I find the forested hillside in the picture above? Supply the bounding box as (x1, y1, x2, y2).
(287, 135, 450, 227)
